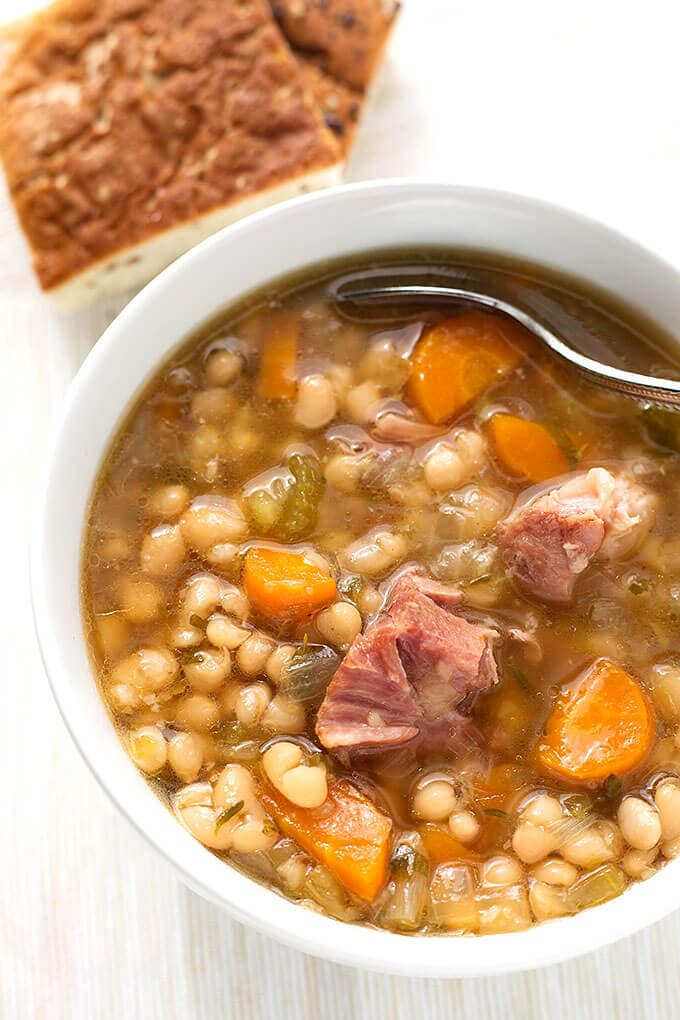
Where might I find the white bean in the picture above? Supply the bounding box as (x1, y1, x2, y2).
(191, 387, 236, 424)
(220, 584, 250, 621)
(262, 741, 327, 808)
(344, 380, 382, 424)
(129, 726, 167, 773)
(448, 810, 480, 844)
(618, 796, 662, 850)
(424, 430, 486, 492)
(206, 614, 250, 650)
(265, 645, 296, 685)
(294, 374, 337, 429)
(412, 779, 459, 822)
(520, 794, 564, 827)
(111, 646, 179, 694)
(480, 856, 524, 887)
(204, 348, 242, 387)
(175, 694, 221, 732)
(175, 784, 234, 850)
(529, 881, 569, 921)
(141, 524, 186, 575)
(512, 821, 557, 864)
(341, 529, 407, 577)
(236, 633, 274, 677)
(424, 444, 467, 491)
(181, 574, 222, 619)
(261, 693, 306, 734)
(168, 732, 204, 783)
(180, 497, 248, 556)
(560, 821, 623, 869)
(315, 602, 362, 650)
(654, 779, 680, 840)
(324, 453, 364, 493)
(622, 847, 658, 879)
(183, 647, 231, 693)
(531, 858, 578, 887)
(235, 683, 272, 726)
(148, 484, 191, 520)
(650, 663, 680, 721)
(118, 578, 163, 624)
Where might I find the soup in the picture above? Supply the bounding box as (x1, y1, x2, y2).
(82, 253, 680, 934)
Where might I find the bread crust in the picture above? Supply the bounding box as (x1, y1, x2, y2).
(271, 0, 399, 91)
(0, 0, 342, 295)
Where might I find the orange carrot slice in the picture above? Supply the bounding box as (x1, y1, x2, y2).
(408, 312, 530, 424)
(242, 546, 336, 623)
(257, 309, 299, 399)
(487, 413, 570, 482)
(262, 777, 392, 900)
(419, 824, 479, 865)
(535, 659, 656, 783)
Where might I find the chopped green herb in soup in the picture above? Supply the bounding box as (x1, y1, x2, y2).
(82, 253, 680, 934)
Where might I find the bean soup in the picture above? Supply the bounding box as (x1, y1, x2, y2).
(82, 253, 680, 934)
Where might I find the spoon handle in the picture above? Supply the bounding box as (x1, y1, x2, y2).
(338, 284, 680, 408)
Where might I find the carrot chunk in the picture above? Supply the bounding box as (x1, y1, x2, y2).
(242, 546, 337, 623)
(408, 312, 530, 424)
(257, 309, 299, 399)
(535, 659, 656, 783)
(487, 413, 570, 482)
(419, 823, 479, 865)
(262, 777, 392, 900)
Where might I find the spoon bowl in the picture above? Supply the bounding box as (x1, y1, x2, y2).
(338, 283, 680, 407)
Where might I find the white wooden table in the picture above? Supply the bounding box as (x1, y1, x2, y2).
(4, 2, 680, 1016)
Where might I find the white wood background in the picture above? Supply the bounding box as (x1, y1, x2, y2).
(4, 1, 680, 1016)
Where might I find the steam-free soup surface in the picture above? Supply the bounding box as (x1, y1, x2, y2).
(83, 254, 680, 933)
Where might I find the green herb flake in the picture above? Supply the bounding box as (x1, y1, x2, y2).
(544, 418, 581, 469)
(509, 662, 538, 699)
(563, 793, 593, 818)
(389, 843, 429, 877)
(484, 808, 508, 819)
(178, 649, 205, 666)
(604, 774, 622, 800)
(189, 613, 208, 631)
(214, 800, 244, 833)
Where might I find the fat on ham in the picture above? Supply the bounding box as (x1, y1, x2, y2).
(498, 468, 656, 603)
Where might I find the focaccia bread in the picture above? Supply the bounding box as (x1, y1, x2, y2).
(0, 0, 344, 307)
(272, 0, 400, 154)
(271, 0, 400, 90)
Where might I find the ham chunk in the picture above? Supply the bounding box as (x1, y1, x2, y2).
(315, 572, 498, 754)
(498, 468, 656, 602)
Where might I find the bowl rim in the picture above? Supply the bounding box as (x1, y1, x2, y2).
(31, 179, 680, 977)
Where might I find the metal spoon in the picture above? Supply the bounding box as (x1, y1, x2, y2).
(337, 284, 680, 407)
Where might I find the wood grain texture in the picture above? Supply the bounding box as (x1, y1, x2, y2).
(3, 1, 680, 1017)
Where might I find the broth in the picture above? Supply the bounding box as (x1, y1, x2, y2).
(82, 251, 680, 933)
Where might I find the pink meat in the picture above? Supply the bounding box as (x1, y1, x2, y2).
(372, 411, 444, 444)
(498, 468, 655, 602)
(315, 572, 498, 754)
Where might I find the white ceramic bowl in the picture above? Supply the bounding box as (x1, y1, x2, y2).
(32, 181, 680, 977)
